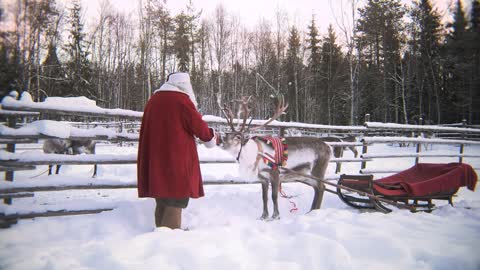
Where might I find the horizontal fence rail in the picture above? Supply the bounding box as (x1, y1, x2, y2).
(0, 158, 236, 167)
(362, 137, 480, 145)
(0, 109, 39, 116)
(365, 122, 480, 134)
(0, 175, 341, 195)
(362, 153, 480, 159)
(0, 154, 368, 168)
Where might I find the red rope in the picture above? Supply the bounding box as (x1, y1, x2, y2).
(279, 183, 298, 213)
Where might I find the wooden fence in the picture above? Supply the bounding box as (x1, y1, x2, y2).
(1, 96, 480, 226)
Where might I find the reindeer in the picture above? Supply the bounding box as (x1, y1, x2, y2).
(341, 135, 359, 157)
(43, 139, 97, 177)
(318, 135, 358, 158)
(217, 95, 332, 220)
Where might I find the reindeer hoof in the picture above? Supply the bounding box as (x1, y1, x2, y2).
(259, 213, 269, 220)
(271, 214, 280, 220)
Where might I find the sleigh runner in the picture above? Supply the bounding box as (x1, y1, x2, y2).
(336, 163, 478, 213)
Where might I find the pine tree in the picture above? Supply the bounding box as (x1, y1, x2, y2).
(185, 0, 201, 80)
(443, 0, 469, 122)
(0, 6, 20, 99)
(40, 0, 63, 100)
(284, 26, 302, 122)
(148, 0, 174, 81)
(469, 0, 480, 123)
(65, 0, 94, 99)
(409, 0, 443, 123)
(174, 12, 190, 72)
(42, 43, 66, 97)
(306, 15, 321, 74)
(356, 0, 405, 122)
(305, 15, 322, 123)
(319, 25, 348, 125)
(195, 20, 209, 108)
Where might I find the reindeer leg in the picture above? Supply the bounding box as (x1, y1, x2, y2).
(55, 165, 61, 175)
(271, 169, 280, 220)
(311, 156, 329, 210)
(311, 182, 325, 210)
(350, 146, 358, 158)
(260, 180, 269, 219)
(48, 165, 53, 175)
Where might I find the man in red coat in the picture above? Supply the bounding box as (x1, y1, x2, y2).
(137, 72, 216, 229)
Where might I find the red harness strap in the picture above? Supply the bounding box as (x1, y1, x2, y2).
(279, 185, 299, 213)
(254, 136, 288, 169)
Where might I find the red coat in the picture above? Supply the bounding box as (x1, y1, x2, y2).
(137, 91, 214, 199)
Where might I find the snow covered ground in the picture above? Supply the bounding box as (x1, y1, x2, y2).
(1, 142, 479, 270)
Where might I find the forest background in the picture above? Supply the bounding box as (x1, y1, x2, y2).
(0, 0, 479, 125)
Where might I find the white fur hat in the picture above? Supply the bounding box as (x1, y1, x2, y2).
(155, 72, 198, 108)
(167, 72, 191, 86)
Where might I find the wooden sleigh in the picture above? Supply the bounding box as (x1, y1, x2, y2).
(336, 163, 478, 213)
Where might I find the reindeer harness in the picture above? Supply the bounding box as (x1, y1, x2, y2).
(253, 136, 288, 170)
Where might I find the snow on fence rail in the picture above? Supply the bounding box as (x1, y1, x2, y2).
(0, 120, 139, 141)
(365, 121, 480, 134)
(1, 95, 143, 120)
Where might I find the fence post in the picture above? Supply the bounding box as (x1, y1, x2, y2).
(5, 116, 17, 182)
(119, 120, 124, 147)
(415, 118, 423, 165)
(361, 114, 370, 171)
(459, 119, 467, 163)
(4, 115, 17, 204)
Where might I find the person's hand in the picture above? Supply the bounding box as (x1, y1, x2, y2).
(200, 128, 217, 148)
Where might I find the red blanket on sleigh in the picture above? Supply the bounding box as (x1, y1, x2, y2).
(373, 163, 478, 197)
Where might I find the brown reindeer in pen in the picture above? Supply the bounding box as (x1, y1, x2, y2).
(217, 95, 332, 220)
(318, 136, 358, 158)
(43, 139, 97, 177)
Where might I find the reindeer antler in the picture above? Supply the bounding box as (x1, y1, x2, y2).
(236, 96, 254, 132)
(247, 94, 288, 132)
(222, 106, 236, 132)
(218, 93, 288, 135)
(216, 93, 236, 132)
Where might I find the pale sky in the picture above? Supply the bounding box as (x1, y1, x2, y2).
(0, 0, 465, 41)
(78, 0, 461, 41)
(81, 0, 344, 32)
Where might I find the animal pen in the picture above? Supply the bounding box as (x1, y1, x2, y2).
(1, 93, 480, 227)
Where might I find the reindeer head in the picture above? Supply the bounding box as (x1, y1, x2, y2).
(217, 94, 288, 157)
(217, 132, 247, 155)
